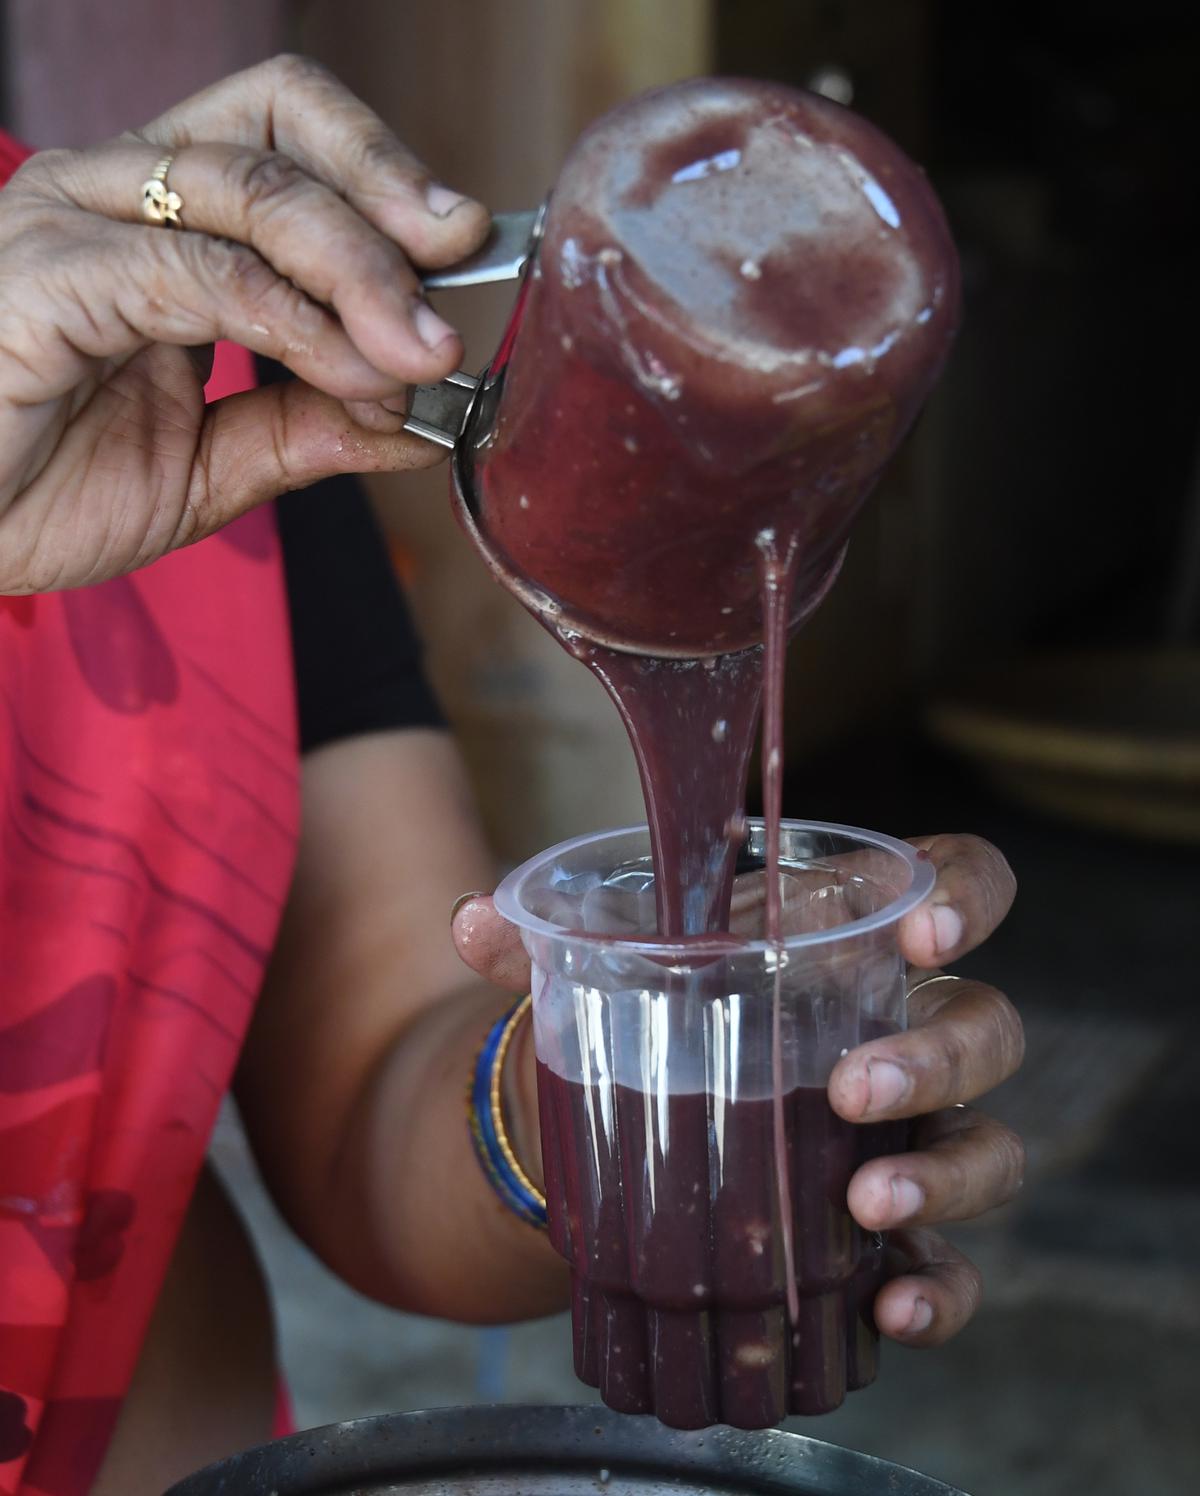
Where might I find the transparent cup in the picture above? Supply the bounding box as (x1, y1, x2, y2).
(494, 819, 935, 1430)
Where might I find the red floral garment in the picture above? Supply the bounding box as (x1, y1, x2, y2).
(0, 134, 300, 1493)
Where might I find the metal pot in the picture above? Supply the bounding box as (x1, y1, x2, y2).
(165, 1404, 969, 1495)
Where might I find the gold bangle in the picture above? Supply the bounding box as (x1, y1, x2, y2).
(488, 994, 545, 1210)
(467, 994, 546, 1227)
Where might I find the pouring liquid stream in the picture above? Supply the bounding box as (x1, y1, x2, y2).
(568, 529, 805, 1333)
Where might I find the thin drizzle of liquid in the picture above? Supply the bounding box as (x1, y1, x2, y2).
(758, 527, 803, 1325)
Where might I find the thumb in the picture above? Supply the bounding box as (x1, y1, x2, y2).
(452, 894, 532, 994)
(188, 380, 444, 531)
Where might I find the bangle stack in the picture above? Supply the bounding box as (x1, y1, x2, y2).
(467, 994, 547, 1229)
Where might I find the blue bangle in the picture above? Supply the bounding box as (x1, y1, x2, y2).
(468, 995, 547, 1230)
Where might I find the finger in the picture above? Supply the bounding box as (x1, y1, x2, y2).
(342, 399, 408, 435)
(451, 894, 531, 994)
(137, 54, 491, 269)
(52, 141, 461, 387)
(828, 979, 1024, 1122)
(727, 866, 878, 940)
(180, 379, 444, 541)
(899, 833, 1016, 967)
(847, 1107, 1025, 1230)
(873, 1228, 984, 1346)
(21, 216, 408, 404)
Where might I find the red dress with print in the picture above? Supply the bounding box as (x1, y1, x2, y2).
(0, 134, 299, 1494)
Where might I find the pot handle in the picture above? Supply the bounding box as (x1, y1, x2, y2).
(405, 205, 544, 446)
(422, 207, 543, 290)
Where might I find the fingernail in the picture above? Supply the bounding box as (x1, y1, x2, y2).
(426, 182, 469, 217)
(866, 1059, 910, 1115)
(451, 890, 485, 926)
(381, 395, 409, 414)
(931, 902, 964, 956)
(413, 299, 458, 351)
(905, 1296, 933, 1335)
(889, 1176, 925, 1222)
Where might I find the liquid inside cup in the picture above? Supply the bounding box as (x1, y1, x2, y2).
(499, 822, 932, 1430)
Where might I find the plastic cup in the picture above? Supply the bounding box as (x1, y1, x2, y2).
(494, 818, 935, 1430)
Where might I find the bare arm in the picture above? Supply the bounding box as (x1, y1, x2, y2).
(234, 728, 564, 1323)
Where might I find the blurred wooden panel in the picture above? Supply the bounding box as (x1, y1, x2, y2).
(576, 0, 713, 123)
(4, 0, 288, 146)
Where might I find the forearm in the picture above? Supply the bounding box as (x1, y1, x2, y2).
(318, 981, 565, 1321)
(236, 730, 566, 1323)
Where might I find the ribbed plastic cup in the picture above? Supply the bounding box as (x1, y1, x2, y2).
(496, 819, 934, 1429)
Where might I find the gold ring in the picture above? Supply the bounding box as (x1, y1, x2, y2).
(906, 971, 965, 1001)
(141, 154, 183, 227)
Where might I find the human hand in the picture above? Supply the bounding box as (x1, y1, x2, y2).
(452, 832, 1023, 1348)
(0, 54, 488, 593)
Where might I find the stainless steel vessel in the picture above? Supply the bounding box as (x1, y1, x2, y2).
(165, 1404, 969, 1495)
